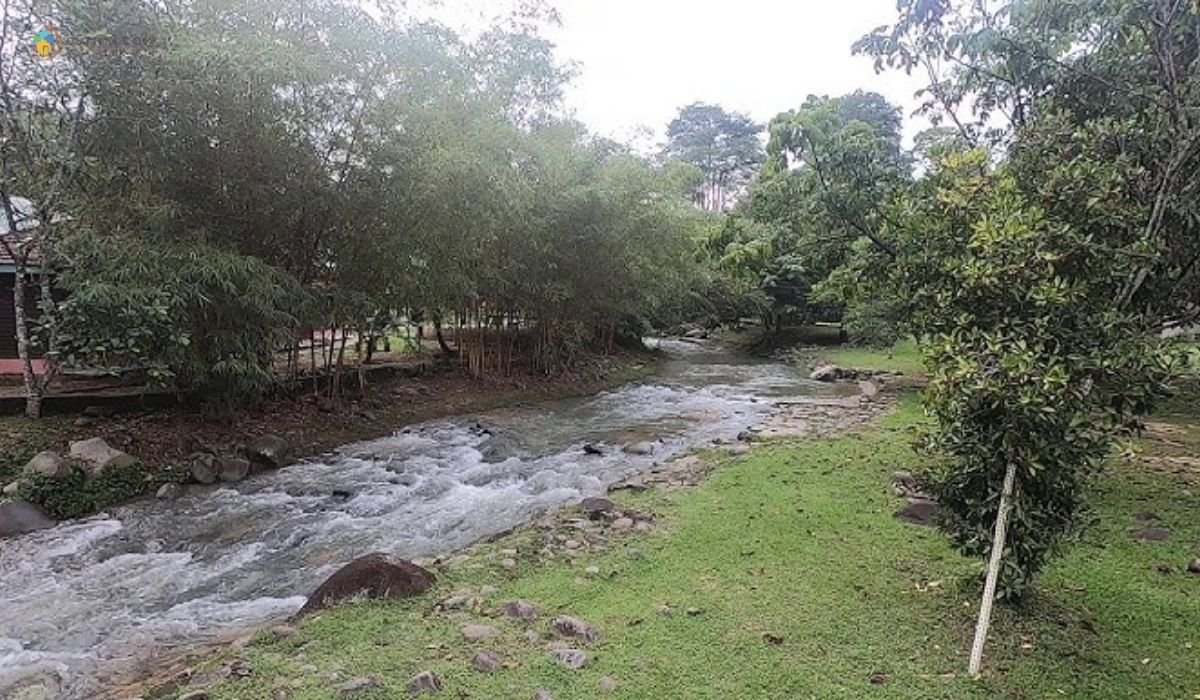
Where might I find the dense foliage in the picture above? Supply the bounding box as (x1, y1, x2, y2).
(0, 0, 705, 409)
(697, 0, 1200, 601)
(851, 0, 1200, 597)
(710, 91, 909, 339)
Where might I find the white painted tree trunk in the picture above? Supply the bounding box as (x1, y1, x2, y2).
(968, 460, 1019, 677)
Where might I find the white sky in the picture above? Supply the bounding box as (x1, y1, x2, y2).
(416, 0, 930, 151)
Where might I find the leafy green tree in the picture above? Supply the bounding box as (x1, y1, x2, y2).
(664, 102, 764, 212)
(713, 92, 910, 338)
(857, 0, 1200, 674)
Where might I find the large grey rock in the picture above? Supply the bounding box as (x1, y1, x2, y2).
(244, 435, 290, 469)
(533, 691, 555, 700)
(24, 451, 69, 479)
(3, 480, 23, 497)
(622, 442, 655, 456)
(1187, 558, 1200, 574)
(218, 457, 252, 484)
(296, 553, 435, 618)
(189, 452, 218, 484)
(859, 380, 880, 400)
(0, 501, 55, 538)
(68, 437, 136, 477)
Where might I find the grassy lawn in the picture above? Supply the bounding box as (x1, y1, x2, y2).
(178, 392, 1200, 700)
(819, 338, 924, 377)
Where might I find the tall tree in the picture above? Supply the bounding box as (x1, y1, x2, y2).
(713, 92, 910, 337)
(857, 0, 1200, 674)
(664, 102, 764, 212)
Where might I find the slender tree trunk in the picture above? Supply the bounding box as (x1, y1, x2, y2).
(968, 460, 1019, 677)
(309, 330, 318, 395)
(13, 269, 40, 417)
(434, 317, 453, 355)
(35, 265, 59, 394)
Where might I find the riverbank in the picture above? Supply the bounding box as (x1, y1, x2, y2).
(148, 386, 1200, 699)
(719, 325, 927, 381)
(0, 350, 657, 522)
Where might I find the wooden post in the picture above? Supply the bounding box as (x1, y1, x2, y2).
(968, 460, 1019, 677)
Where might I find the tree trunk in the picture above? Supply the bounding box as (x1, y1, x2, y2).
(12, 268, 45, 418)
(434, 318, 453, 355)
(968, 460, 1019, 677)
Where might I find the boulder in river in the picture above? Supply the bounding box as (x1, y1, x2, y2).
(218, 457, 252, 484)
(24, 450, 69, 479)
(296, 553, 435, 618)
(156, 482, 182, 500)
(622, 441, 655, 456)
(244, 434, 290, 469)
(68, 437, 137, 477)
(190, 452, 218, 484)
(0, 500, 55, 538)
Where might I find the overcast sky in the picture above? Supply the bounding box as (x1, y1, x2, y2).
(420, 0, 929, 151)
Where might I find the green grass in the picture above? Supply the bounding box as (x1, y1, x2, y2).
(819, 338, 924, 377)
(180, 396, 1200, 700)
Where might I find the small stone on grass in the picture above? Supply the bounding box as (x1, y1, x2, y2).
(406, 671, 442, 695)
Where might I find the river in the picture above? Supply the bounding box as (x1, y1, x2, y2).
(0, 340, 851, 698)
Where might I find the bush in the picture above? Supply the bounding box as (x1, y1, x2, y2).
(19, 461, 159, 520)
(894, 154, 1176, 597)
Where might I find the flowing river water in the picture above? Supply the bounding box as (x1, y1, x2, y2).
(0, 340, 854, 699)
